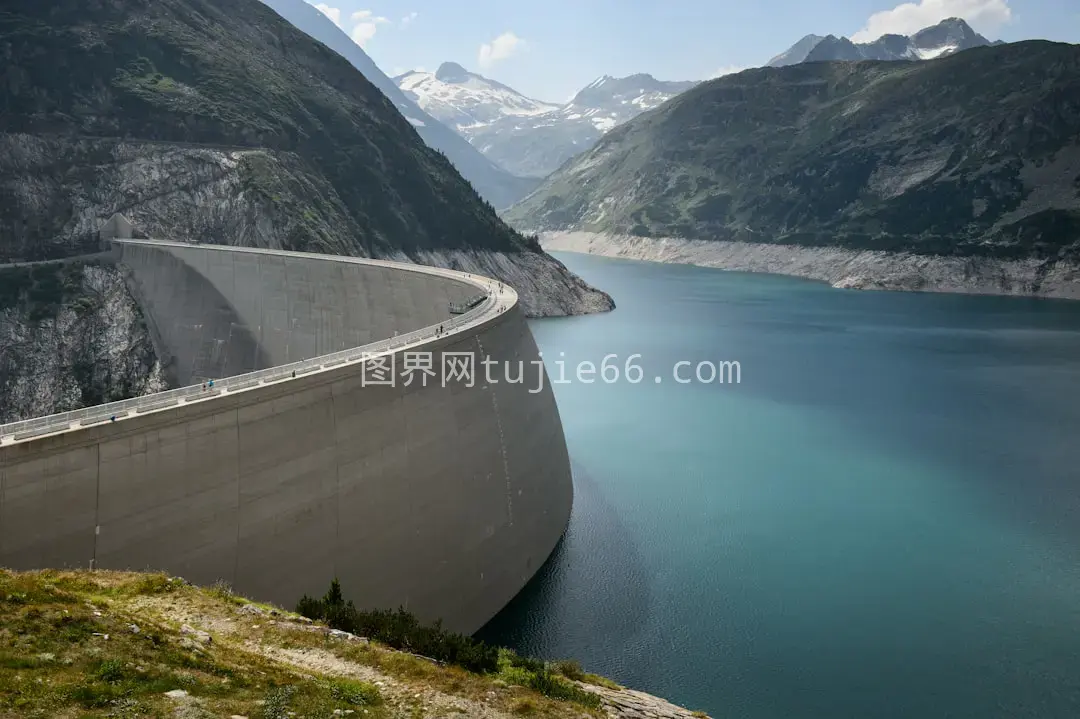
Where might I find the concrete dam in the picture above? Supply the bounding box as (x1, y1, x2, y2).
(0, 239, 573, 633)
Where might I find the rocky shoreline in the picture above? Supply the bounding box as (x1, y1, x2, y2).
(541, 231, 1080, 301)
(402, 247, 614, 318)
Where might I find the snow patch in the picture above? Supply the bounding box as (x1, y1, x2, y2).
(591, 117, 617, 132)
(914, 44, 957, 59)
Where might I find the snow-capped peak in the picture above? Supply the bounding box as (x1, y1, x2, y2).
(394, 62, 560, 130)
(394, 66, 697, 178)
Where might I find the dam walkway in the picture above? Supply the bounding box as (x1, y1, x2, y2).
(0, 239, 513, 446)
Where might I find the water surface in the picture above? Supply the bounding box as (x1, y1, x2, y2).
(479, 253, 1080, 719)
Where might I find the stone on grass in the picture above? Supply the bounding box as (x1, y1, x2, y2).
(180, 624, 212, 645)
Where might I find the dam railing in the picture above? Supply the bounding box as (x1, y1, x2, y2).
(449, 293, 489, 315)
(0, 242, 509, 445)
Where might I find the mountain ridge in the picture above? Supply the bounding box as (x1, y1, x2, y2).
(396, 68, 697, 178)
(769, 17, 996, 66)
(257, 0, 537, 209)
(394, 63, 560, 130)
(507, 41, 1080, 266)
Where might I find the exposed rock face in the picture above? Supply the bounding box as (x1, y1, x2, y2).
(767, 34, 827, 66)
(0, 262, 166, 423)
(582, 682, 711, 719)
(0, 134, 613, 317)
(0, 134, 345, 260)
(542, 231, 1080, 300)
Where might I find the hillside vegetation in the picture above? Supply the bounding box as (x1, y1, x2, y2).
(0, 0, 533, 260)
(0, 570, 710, 719)
(507, 41, 1080, 261)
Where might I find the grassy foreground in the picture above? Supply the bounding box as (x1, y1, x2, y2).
(0, 570, 708, 719)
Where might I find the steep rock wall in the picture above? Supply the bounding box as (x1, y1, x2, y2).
(0, 262, 166, 423)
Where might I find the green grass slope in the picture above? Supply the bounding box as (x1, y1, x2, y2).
(0, 570, 710, 719)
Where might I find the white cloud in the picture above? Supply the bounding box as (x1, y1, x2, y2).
(401, 11, 418, 28)
(850, 0, 1011, 43)
(350, 9, 389, 47)
(313, 3, 342, 27)
(710, 65, 747, 79)
(478, 31, 525, 70)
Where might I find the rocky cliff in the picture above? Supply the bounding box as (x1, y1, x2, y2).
(0, 261, 166, 423)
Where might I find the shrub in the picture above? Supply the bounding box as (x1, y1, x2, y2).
(96, 659, 126, 683)
(133, 573, 176, 595)
(505, 653, 546, 674)
(552, 659, 585, 681)
(498, 650, 603, 709)
(261, 685, 296, 719)
(511, 697, 539, 715)
(327, 678, 381, 706)
(524, 669, 601, 709)
(70, 682, 126, 708)
(296, 579, 499, 674)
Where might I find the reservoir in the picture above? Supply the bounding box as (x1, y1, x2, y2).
(479, 252, 1080, 719)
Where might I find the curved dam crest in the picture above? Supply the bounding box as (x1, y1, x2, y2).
(0, 239, 573, 634)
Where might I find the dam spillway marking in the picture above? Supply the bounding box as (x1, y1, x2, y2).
(0, 239, 516, 447)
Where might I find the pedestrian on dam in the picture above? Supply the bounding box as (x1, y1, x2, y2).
(208, 379, 214, 389)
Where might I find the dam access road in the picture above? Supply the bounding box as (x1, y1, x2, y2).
(0, 238, 573, 634)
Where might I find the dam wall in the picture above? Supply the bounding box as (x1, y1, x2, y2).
(118, 242, 481, 384)
(0, 240, 572, 633)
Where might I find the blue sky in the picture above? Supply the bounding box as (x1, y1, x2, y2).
(307, 0, 1079, 102)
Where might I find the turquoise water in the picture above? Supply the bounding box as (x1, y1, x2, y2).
(478, 253, 1080, 719)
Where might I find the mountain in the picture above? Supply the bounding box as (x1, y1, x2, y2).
(770, 18, 995, 66)
(506, 41, 1080, 263)
(0, 0, 611, 317)
(766, 34, 826, 66)
(397, 70, 697, 178)
(257, 0, 536, 209)
(395, 62, 560, 129)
